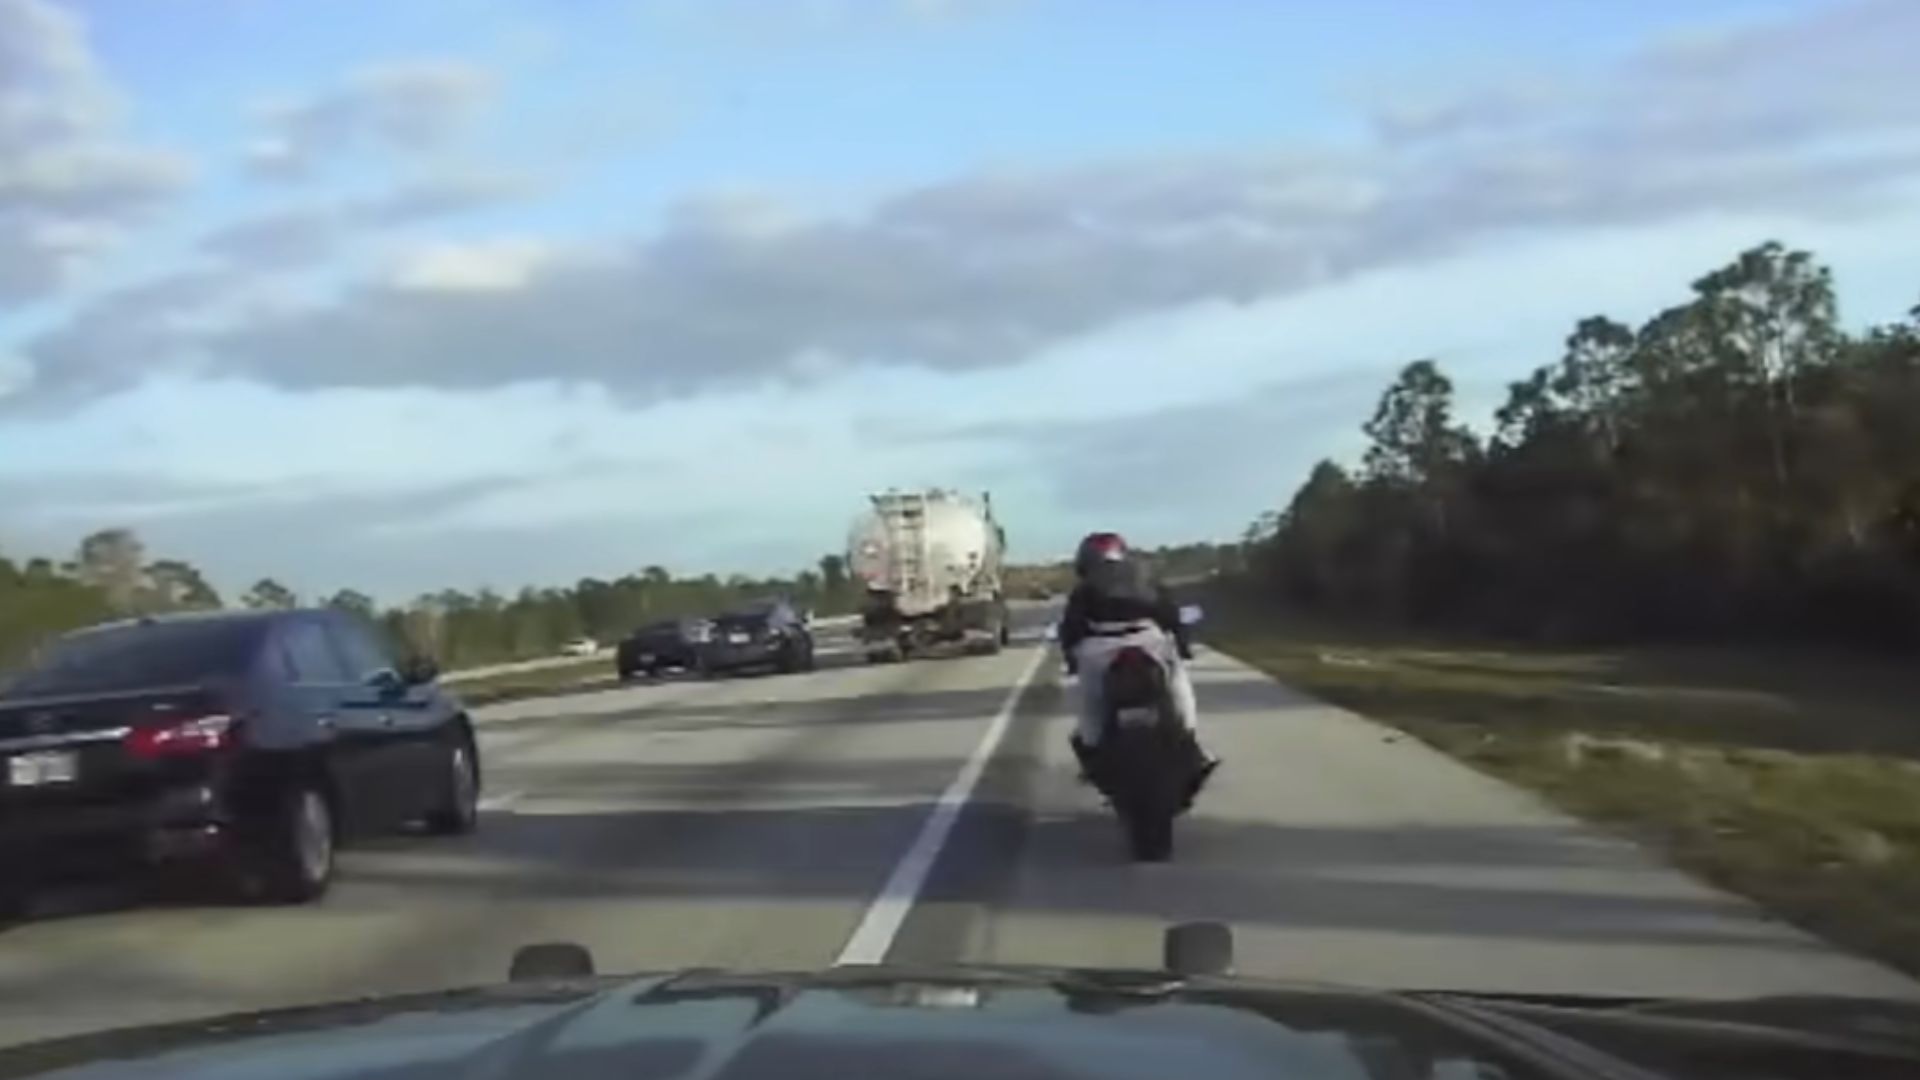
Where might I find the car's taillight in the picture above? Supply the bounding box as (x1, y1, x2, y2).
(126, 714, 234, 759)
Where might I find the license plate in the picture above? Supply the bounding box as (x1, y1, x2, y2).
(7, 750, 78, 787)
(728, 632, 751, 645)
(639, 653, 656, 664)
(1115, 706, 1160, 728)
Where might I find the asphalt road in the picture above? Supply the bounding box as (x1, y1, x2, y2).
(1, 605, 1914, 1045)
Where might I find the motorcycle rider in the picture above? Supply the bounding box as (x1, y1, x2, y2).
(1057, 532, 1218, 795)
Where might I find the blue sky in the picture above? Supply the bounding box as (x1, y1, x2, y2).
(2, 0, 1917, 602)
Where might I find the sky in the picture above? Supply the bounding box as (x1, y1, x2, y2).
(1, 0, 1917, 603)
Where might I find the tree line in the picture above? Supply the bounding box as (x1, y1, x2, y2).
(1, 530, 866, 672)
(1247, 241, 1920, 647)
(2, 519, 1246, 676)
(1003, 542, 1245, 597)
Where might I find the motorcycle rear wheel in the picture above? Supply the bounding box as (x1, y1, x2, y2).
(1122, 804, 1175, 862)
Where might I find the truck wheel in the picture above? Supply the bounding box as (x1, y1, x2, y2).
(981, 613, 1008, 655)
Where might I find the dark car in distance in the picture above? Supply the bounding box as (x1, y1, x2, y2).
(699, 599, 815, 676)
(615, 617, 711, 680)
(0, 609, 480, 916)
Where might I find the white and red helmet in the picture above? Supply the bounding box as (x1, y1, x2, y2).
(1074, 531, 1129, 577)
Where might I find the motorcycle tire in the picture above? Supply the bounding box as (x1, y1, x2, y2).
(1122, 803, 1175, 862)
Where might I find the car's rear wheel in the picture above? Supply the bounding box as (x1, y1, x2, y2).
(239, 782, 335, 904)
(425, 733, 480, 835)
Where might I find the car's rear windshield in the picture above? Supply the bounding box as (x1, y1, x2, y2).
(3, 619, 265, 698)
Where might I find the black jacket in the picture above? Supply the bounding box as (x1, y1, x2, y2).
(1059, 559, 1190, 662)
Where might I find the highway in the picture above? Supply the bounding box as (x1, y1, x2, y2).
(1, 604, 1913, 1045)
(438, 615, 863, 685)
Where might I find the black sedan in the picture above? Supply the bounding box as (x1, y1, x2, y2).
(0, 609, 480, 915)
(615, 617, 710, 680)
(698, 599, 815, 676)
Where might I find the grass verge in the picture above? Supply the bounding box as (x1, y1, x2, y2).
(1206, 597, 1920, 979)
(445, 657, 620, 707)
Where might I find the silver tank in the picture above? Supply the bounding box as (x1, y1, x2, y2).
(847, 489, 1004, 618)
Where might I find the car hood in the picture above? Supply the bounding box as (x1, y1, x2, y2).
(5, 966, 1920, 1080)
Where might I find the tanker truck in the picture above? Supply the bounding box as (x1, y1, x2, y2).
(847, 489, 1011, 662)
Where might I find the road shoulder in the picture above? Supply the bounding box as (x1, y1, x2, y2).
(958, 648, 1920, 999)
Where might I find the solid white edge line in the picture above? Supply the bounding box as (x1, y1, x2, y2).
(834, 645, 1049, 966)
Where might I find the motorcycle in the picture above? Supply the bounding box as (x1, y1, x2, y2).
(1055, 605, 1209, 862)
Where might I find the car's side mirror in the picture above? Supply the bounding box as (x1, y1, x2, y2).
(367, 668, 406, 698)
(1164, 921, 1233, 976)
(1178, 604, 1205, 627)
(509, 942, 596, 981)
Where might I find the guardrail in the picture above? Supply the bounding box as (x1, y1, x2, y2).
(441, 650, 615, 684)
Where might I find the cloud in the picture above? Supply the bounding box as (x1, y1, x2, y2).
(0, 0, 192, 306)
(245, 59, 492, 182)
(10, 170, 535, 401)
(910, 369, 1385, 546)
(196, 172, 528, 271)
(13, 200, 1915, 595)
(198, 207, 337, 268)
(0, 469, 583, 601)
(639, 0, 1018, 34)
(348, 171, 529, 226)
(15, 0, 1920, 406)
(0, 376, 951, 595)
(386, 239, 556, 293)
(15, 267, 245, 403)
(1373, 0, 1918, 156)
